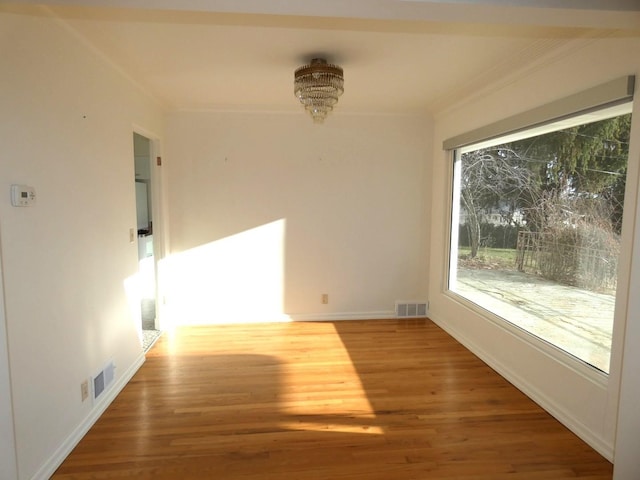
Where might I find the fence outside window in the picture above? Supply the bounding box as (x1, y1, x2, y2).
(516, 231, 618, 292)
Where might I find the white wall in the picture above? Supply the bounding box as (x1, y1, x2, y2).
(0, 10, 164, 479)
(429, 36, 640, 463)
(0, 244, 17, 480)
(165, 111, 431, 324)
(612, 76, 640, 479)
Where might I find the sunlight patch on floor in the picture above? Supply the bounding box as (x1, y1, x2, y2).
(278, 322, 383, 435)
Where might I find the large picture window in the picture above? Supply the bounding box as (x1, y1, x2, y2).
(448, 102, 632, 374)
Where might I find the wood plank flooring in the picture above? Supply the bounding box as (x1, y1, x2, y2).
(53, 319, 613, 479)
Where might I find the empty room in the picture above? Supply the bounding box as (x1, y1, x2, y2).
(1, 1, 640, 479)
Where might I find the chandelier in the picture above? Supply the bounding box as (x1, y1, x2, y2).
(294, 58, 344, 124)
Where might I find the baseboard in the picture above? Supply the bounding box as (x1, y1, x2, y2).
(289, 311, 395, 322)
(174, 311, 397, 325)
(32, 352, 146, 480)
(428, 314, 614, 461)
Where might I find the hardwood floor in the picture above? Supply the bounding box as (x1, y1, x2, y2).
(53, 319, 613, 479)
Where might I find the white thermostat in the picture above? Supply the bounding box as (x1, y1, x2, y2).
(11, 184, 36, 207)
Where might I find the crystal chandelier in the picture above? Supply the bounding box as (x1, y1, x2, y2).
(294, 58, 344, 124)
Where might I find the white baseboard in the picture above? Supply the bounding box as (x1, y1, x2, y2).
(174, 311, 397, 325)
(32, 352, 146, 480)
(289, 311, 395, 322)
(428, 314, 614, 461)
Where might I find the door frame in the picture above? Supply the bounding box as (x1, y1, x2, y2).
(133, 126, 167, 331)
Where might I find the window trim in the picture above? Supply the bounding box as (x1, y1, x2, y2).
(443, 75, 635, 151)
(441, 148, 610, 387)
(444, 96, 634, 377)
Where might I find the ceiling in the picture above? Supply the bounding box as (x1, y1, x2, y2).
(4, 1, 640, 115)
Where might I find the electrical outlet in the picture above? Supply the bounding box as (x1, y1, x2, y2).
(321, 294, 329, 304)
(81, 380, 89, 402)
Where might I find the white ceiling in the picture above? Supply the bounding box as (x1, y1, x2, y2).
(4, 1, 640, 115)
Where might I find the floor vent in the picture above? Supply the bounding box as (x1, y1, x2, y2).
(93, 361, 115, 401)
(395, 301, 428, 318)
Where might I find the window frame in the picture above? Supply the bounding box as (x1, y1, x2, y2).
(440, 78, 635, 383)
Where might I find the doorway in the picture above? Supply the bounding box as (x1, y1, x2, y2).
(133, 132, 160, 351)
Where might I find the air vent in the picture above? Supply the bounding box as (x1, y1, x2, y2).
(92, 360, 115, 401)
(93, 371, 105, 399)
(395, 301, 428, 318)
